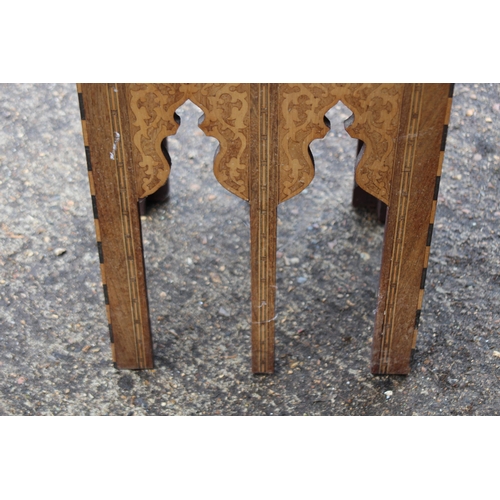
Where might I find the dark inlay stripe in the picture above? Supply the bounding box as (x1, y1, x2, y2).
(427, 224, 434, 247)
(108, 324, 114, 343)
(85, 146, 92, 171)
(414, 309, 422, 329)
(97, 241, 104, 264)
(91, 195, 99, 219)
(78, 93, 85, 120)
(440, 125, 449, 151)
(420, 268, 427, 290)
(433, 176, 441, 201)
(449, 84, 455, 98)
(102, 284, 109, 305)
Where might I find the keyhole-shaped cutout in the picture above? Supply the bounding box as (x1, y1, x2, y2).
(139, 100, 250, 366)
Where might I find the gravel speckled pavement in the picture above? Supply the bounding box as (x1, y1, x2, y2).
(1, 83, 499, 415)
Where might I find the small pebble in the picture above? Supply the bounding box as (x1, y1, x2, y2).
(473, 153, 482, 162)
(493, 351, 500, 358)
(297, 277, 307, 284)
(384, 390, 393, 399)
(485, 117, 493, 123)
(359, 252, 370, 261)
(210, 272, 221, 284)
(466, 109, 474, 117)
(54, 248, 66, 256)
(218, 307, 230, 317)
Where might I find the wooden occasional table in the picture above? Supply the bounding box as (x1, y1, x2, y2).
(77, 83, 453, 375)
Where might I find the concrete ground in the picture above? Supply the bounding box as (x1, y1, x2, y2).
(0, 83, 499, 415)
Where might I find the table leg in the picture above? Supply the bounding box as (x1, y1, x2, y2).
(352, 140, 387, 223)
(139, 178, 170, 216)
(78, 84, 154, 369)
(371, 83, 453, 374)
(249, 84, 279, 373)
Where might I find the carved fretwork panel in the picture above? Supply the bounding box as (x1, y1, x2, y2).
(278, 84, 404, 205)
(126, 83, 187, 198)
(126, 83, 403, 205)
(126, 83, 251, 201)
(193, 84, 250, 200)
